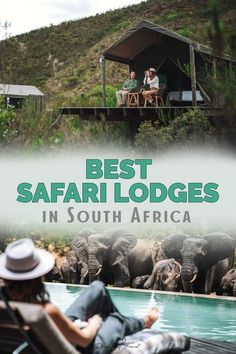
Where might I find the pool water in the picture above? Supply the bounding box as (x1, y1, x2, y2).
(46, 283, 236, 343)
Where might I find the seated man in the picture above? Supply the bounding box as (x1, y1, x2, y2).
(116, 71, 138, 107)
(142, 68, 159, 106)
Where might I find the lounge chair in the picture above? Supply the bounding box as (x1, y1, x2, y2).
(0, 287, 190, 354)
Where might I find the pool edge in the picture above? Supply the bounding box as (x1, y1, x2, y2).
(45, 282, 236, 301)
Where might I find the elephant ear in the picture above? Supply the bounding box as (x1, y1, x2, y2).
(162, 233, 190, 262)
(106, 228, 137, 266)
(71, 228, 95, 262)
(105, 228, 137, 249)
(203, 233, 235, 269)
(88, 232, 111, 248)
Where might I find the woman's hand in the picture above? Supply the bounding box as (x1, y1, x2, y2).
(88, 314, 103, 331)
(45, 303, 102, 348)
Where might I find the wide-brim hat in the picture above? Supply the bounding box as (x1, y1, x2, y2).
(0, 238, 55, 281)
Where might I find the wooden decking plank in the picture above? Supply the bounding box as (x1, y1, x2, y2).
(186, 338, 236, 354)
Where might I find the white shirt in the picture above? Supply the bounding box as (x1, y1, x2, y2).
(144, 75, 159, 89)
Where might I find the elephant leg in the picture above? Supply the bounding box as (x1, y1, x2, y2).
(144, 271, 156, 289)
(205, 266, 215, 294)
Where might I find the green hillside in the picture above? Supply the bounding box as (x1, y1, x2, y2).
(0, 0, 235, 104)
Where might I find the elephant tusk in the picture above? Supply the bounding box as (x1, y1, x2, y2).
(95, 267, 102, 277)
(84, 269, 88, 279)
(175, 274, 181, 279)
(190, 274, 197, 283)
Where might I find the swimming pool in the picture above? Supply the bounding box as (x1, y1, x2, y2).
(46, 283, 236, 343)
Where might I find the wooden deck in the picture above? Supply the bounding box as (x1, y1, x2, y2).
(59, 106, 222, 121)
(58, 106, 223, 137)
(187, 337, 236, 353)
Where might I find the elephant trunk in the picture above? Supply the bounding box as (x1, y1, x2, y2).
(80, 263, 88, 284)
(181, 255, 198, 293)
(88, 253, 102, 284)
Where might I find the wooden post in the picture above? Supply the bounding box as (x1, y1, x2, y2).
(189, 44, 197, 107)
(100, 55, 106, 107)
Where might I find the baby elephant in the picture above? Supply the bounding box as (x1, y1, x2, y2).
(221, 269, 236, 296)
(144, 259, 181, 291)
(131, 275, 150, 289)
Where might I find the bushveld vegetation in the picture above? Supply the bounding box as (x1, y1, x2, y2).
(0, 0, 235, 94)
(0, 0, 235, 151)
(134, 109, 215, 151)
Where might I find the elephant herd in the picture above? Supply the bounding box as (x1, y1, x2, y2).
(46, 228, 236, 296)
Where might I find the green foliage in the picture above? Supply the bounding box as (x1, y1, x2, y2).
(205, 0, 236, 143)
(0, 230, 74, 255)
(90, 84, 117, 107)
(134, 120, 173, 151)
(0, 1, 235, 148)
(171, 109, 214, 143)
(165, 12, 179, 21)
(0, 0, 235, 94)
(207, 0, 225, 56)
(0, 100, 17, 142)
(65, 75, 79, 88)
(177, 28, 193, 38)
(73, 114, 128, 147)
(135, 109, 214, 151)
(72, 84, 117, 107)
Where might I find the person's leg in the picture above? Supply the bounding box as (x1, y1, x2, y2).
(90, 312, 144, 354)
(121, 91, 129, 105)
(78, 308, 158, 354)
(65, 280, 119, 321)
(116, 90, 123, 106)
(143, 89, 158, 102)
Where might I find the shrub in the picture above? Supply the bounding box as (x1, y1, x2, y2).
(178, 28, 193, 38)
(134, 109, 214, 151)
(166, 12, 179, 21)
(0, 101, 18, 143)
(134, 120, 173, 151)
(64, 115, 127, 149)
(65, 75, 79, 88)
(90, 84, 117, 107)
(172, 108, 214, 144)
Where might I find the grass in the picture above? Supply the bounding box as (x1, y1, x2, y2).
(0, 0, 235, 103)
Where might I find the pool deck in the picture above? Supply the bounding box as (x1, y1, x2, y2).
(187, 338, 236, 354)
(46, 282, 236, 353)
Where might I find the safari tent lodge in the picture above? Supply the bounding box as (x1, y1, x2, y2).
(61, 20, 234, 123)
(101, 20, 233, 107)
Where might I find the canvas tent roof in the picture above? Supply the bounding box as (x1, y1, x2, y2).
(103, 20, 234, 64)
(0, 84, 44, 97)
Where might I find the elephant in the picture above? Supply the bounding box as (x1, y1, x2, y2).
(44, 263, 62, 282)
(221, 269, 236, 296)
(162, 233, 235, 294)
(143, 258, 182, 291)
(60, 250, 82, 284)
(152, 241, 167, 263)
(71, 228, 153, 287)
(131, 275, 149, 289)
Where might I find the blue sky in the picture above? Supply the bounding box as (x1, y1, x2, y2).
(0, 0, 146, 36)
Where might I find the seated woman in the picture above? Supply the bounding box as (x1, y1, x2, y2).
(142, 68, 159, 106)
(0, 239, 158, 354)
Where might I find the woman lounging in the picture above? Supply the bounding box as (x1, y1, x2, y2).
(0, 238, 158, 354)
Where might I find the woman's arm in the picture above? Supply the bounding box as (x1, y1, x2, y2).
(45, 303, 102, 348)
